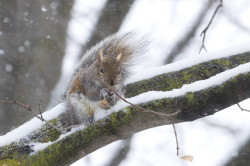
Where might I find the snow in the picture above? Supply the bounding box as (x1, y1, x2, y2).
(31, 124, 86, 153)
(50, 2, 58, 9)
(24, 40, 30, 47)
(0, 49, 4, 55)
(120, 103, 250, 166)
(1, 0, 250, 165)
(5, 64, 13, 72)
(0, 102, 66, 147)
(41, 6, 47, 12)
(18, 46, 25, 53)
(47, 0, 106, 109)
(126, 41, 250, 85)
(3, 17, 10, 23)
(68, 0, 250, 166)
(32, 141, 53, 152)
(1, 45, 247, 153)
(67, 0, 106, 45)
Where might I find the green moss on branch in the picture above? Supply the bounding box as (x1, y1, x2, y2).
(125, 52, 250, 97)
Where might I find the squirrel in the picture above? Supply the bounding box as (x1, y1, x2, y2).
(64, 32, 148, 126)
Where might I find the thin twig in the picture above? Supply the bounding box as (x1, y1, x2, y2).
(165, 0, 216, 64)
(0, 99, 65, 133)
(237, 103, 250, 112)
(199, 0, 223, 53)
(112, 90, 181, 155)
(112, 90, 180, 117)
(38, 100, 44, 120)
(172, 124, 180, 156)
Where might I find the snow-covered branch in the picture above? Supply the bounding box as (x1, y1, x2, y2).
(1, 48, 250, 166)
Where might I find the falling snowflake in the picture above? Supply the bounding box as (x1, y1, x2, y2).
(41, 6, 47, 12)
(5, 64, 13, 73)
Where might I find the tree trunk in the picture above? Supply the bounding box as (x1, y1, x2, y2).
(79, 0, 135, 59)
(0, 0, 73, 134)
(224, 136, 250, 166)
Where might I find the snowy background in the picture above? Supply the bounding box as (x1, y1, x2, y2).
(64, 0, 250, 166)
(1, 0, 250, 166)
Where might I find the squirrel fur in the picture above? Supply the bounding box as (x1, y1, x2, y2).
(65, 32, 148, 125)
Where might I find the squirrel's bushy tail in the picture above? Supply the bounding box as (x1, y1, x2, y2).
(77, 32, 149, 78)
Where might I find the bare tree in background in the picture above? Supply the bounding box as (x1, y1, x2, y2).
(224, 137, 250, 166)
(0, 0, 73, 134)
(164, 0, 216, 64)
(1, 0, 250, 166)
(79, 0, 136, 59)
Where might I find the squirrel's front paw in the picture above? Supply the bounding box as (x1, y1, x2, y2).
(100, 88, 116, 106)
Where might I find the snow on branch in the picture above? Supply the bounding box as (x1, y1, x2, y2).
(0, 48, 250, 166)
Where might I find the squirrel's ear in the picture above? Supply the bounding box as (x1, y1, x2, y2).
(98, 50, 104, 62)
(116, 53, 122, 62)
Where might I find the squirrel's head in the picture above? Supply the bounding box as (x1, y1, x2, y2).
(96, 50, 122, 89)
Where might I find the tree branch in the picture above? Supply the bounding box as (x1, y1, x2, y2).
(199, 0, 223, 53)
(0, 100, 64, 133)
(237, 103, 250, 112)
(0, 51, 250, 166)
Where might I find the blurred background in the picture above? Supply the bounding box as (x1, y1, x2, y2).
(1, 0, 250, 166)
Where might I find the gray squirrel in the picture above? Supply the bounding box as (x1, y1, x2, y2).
(65, 32, 148, 125)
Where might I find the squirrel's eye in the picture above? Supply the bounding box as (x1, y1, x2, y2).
(99, 68, 104, 74)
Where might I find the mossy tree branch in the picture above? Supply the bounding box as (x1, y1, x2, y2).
(1, 51, 250, 166)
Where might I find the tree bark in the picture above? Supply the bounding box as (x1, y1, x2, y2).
(0, 51, 250, 166)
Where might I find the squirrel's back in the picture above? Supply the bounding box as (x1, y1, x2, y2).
(76, 32, 149, 78)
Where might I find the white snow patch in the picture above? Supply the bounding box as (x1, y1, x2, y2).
(31, 124, 86, 153)
(0, 102, 66, 147)
(32, 142, 54, 152)
(126, 42, 250, 85)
